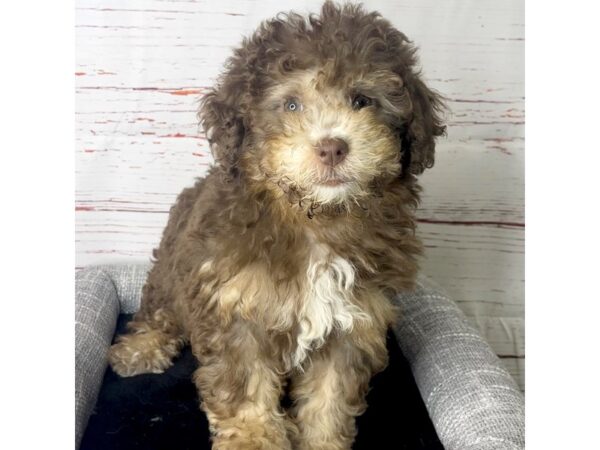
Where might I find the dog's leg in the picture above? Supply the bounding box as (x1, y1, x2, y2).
(108, 307, 185, 377)
(290, 328, 389, 450)
(191, 323, 293, 450)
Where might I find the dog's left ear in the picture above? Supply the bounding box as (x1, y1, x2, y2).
(401, 74, 446, 175)
(198, 66, 249, 176)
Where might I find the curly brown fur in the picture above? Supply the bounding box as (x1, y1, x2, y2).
(108, 2, 445, 449)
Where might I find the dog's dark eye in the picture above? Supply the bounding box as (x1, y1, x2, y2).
(351, 94, 373, 110)
(284, 98, 302, 112)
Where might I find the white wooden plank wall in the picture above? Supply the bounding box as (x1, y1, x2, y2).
(76, 0, 525, 390)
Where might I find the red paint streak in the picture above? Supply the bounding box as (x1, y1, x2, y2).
(451, 120, 524, 126)
(89, 199, 169, 206)
(81, 7, 197, 15)
(75, 206, 95, 211)
(484, 137, 516, 143)
(488, 145, 513, 156)
(192, 152, 203, 157)
(483, 138, 517, 155)
(417, 218, 524, 228)
(449, 98, 516, 105)
(84, 149, 95, 153)
(169, 89, 201, 96)
(75, 72, 86, 76)
(85, 208, 169, 214)
(159, 133, 197, 138)
(79, 86, 212, 94)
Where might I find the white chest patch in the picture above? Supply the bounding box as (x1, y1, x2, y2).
(293, 239, 369, 367)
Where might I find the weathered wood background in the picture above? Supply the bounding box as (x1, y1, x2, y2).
(76, 0, 524, 390)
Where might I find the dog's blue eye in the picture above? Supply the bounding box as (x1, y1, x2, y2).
(351, 94, 373, 110)
(285, 99, 302, 112)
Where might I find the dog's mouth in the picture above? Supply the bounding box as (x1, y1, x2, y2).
(314, 172, 352, 187)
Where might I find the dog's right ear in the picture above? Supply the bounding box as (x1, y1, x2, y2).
(198, 65, 248, 176)
(400, 74, 446, 176)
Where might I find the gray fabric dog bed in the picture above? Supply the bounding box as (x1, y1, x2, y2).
(75, 264, 524, 449)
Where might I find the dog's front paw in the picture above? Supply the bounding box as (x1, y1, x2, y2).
(212, 435, 291, 450)
(108, 336, 174, 377)
(208, 417, 293, 450)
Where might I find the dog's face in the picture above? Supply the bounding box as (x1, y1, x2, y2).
(253, 67, 403, 207)
(199, 2, 445, 212)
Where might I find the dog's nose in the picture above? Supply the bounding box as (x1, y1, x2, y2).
(314, 137, 349, 167)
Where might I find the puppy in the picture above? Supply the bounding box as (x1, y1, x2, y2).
(108, 2, 445, 449)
